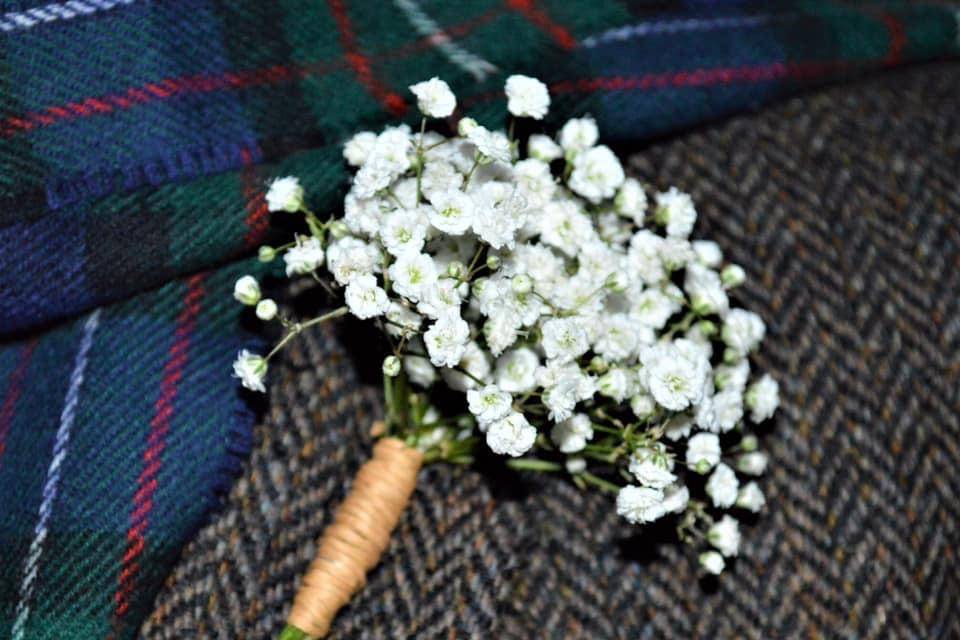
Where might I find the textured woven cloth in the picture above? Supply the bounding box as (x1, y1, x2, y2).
(144, 62, 960, 639)
(1, 2, 959, 639)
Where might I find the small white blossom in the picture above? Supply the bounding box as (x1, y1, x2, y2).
(343, 131, 376, 167)
(699, 550, 725, 575)
(565, 457, 587, 474)
(559, 117, 598, 152)
(692, 240, 723, 267)
(255, 298, 277, 321)
(528, 134, 562, 161)
(722, 309, 766, 357)
(655, 187, 697, 237)
(423, 312, 470, 367)
(233, 350, 267, 393)
(736, 451, 768, 476)
(428, 189, 475, 235)
(550, 413, 593, 453)
(568, 145, 625, 204)
(721, 264, 746, 288)
(382, 355, 401, 377)
(495, 348, 539, 393)
(233, 275, 261, 306)
(486, 411, 536, 457)
(389, 252, 438, 302)
(630, 393, 656, 420)
(615, 177, 647, 224)
(628, 449, 676, 489)
(409, 77, 456, 118)
(706, 462, 739, 508)
(265, 176, 304, 212)
(284, 236, 325, 276)
(381, 208, 427, 256)
(745, 374, 780, 422)
(505, 74, 550, 119)
(687, 432, 721, 471)
(467, 385, 512, 429)
(640, 341, 709, 411)
(662, 483, 690, 513)
(541, 318, 590, 363)
(708, 515, 741, 557)
(736, 482, 766, 512)
(404, 352, 437, 388)
(345, 274, 390, 319)
(685, 262, 729, 317)
(467, 126, 512, 163)
(616, 485, 665, 524)
(598, 368, 633, 402)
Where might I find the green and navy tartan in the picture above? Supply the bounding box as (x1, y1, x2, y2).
(0, 1, 957, 638)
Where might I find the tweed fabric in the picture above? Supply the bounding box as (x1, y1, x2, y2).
(1, 0, 957, 334)
(145, 62, 960, 639)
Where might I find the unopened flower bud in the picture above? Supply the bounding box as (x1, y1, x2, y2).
(565, 457, 587, 474)
(382, 355, 401, 377)
(605, 271, 628, 292)
(695, 459, 713, 475)
(511, 273, 533, 294)
(447, 261, 467, 279)
(695, 319, 718, 338)
(736, 451, 768, 475)
(721, 264, 746, 288)
(699, 550, 725, 575)
(486, 255, 501, 271)
(329, 220, 350, 239)
(255, 298, 278, 321)
(258, 246, 277, 262)
(233, 275, 261, 306)
(457, 117, 478, 136)
(740, 434, 759, 452)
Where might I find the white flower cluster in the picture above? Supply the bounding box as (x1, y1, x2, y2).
(234, 75, 781, 574)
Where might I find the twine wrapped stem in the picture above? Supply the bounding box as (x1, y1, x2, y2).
(281, 436, 423, 639)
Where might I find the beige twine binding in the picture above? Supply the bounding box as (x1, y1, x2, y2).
(287, 435, 423, 638)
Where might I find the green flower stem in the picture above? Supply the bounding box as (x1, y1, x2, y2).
(278, 624, 312, 640)
(266, 306, 348, 361)
(507, 458, 563, 472)
(581, 471, 621, 494)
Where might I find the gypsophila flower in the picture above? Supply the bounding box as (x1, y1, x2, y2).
(265, 176, 304, 212)
(687, 432, 721, 471)
(284, 236, 325, 276)
(528, 134, 562, 161)
(699, 551, 725, 575)
(745, 373, 780, 422)
(736, 451, 768, 476)
(559, 117, 598, 152)
(233, 275, 261, 306)
(486, 411, 536, 456)
(736, 482, 765, 512)
(247, 77, 781, 578)
(706, 462, 739, 508)
(233, 350, 267, 393)
(467, 385, 512, 429)
(255, 299, 277, 321)
(655, 187, 697, 238)
(409, 77, 456, 118)
(345, 274, 390, 319)
(424, 312, 470, 367)
(505, 74, 550, 119)
(616, 485, 666, 524)
(550, 413, 593, 453)
(708, 515, 741, 557)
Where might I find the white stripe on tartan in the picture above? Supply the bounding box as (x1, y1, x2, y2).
(0, 0, 136, 34)
(393, 0, 497, 82)
(10, 309, 102, 640)
(581, 14, 784, 48)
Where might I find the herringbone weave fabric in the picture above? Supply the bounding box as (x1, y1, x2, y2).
(145, 62, 960, 639)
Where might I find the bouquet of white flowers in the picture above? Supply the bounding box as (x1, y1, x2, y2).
(233, 75, 780, 640)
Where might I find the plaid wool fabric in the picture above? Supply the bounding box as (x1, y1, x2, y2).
(0, 1, 958, 639)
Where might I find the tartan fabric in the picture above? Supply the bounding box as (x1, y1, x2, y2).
(0, 260, 265, 639)
(0, 2, 958, 639)
(0, 1, 957, 335)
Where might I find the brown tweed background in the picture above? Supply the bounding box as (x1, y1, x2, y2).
(142, 62, 960, 639)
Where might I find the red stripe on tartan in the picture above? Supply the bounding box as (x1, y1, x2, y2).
(240, 146, 270, 247)
(0, 340, 38, 468)
(0, 11, 498, 139)
(328, 0, 407, 117)
(880, 13, 906, 66)
(112, 274, 205, 628)
(505, 0, 576, 50)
